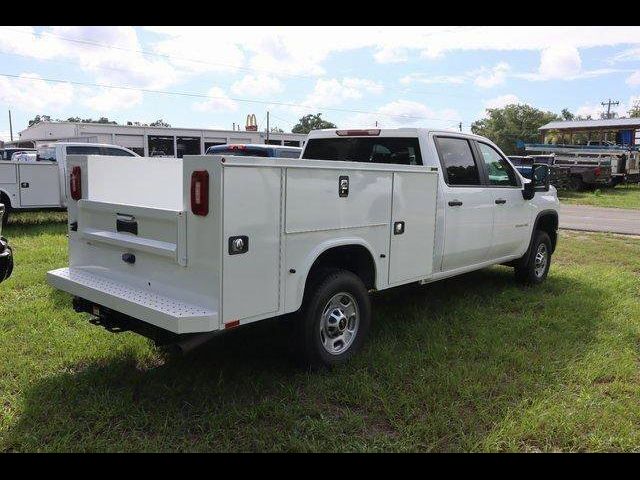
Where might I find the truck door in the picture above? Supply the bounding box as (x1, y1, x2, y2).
(434, 136, 494, 271)
(388, 171, 437, 284)
(474, 141, 531, 260)
(18, 163, 61, 207)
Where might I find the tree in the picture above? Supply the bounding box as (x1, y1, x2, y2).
(471, 104, 560, 155)
(560, 108, 575, 121)
(150, 119, 171, 127)
(292, 113, 336, 134)
(270, 126, 284, 133)
(629, 103, 640, 118)
(28, 115, 52, 126)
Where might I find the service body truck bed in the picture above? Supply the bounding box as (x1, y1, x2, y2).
(48, 153, 438, 332)
(48, 128, 559, 367)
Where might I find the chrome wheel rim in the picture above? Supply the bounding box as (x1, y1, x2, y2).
(534, 243, 548, 278)
(319, 292, 359, 355)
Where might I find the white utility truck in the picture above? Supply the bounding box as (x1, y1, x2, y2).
(0, 142, 138, 225)
(47, 129, 559, 367)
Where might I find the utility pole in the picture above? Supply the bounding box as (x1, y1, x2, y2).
(8, 109, 13, 141)
(266, 111, 270, 143)
(601, 99, 620, 119)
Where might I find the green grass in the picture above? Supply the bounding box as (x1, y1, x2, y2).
(1, 212, 640, 452)
(559, 183, 640, 209)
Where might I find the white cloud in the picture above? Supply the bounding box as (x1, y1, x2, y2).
(483, 94, 521, 110)
(230, 74, 283, 97)
(626, 71, 640, 87)
(473, 62, 511, 88)
(192, 86, 238, 112)
(343, 100, 460, 129)
(0, 73, 73, 111)
(303, 77, 383, 109)
(400, 73, 466, 86)
(538, 46, 582, 79)
(374, 47, 408, 64)
(82, 87, 143, 112)
(146, 26, 640, 77)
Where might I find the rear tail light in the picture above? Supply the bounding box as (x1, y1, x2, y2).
(70, 166, 82, 200)
(191, 170, 209, 216)
(335, 129, 381, 136)
(228, 144, 246, 150)
(594, 167, 601, 177)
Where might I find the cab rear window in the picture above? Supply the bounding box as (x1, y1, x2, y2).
(302, 138, 422, 165)
(206, 147, 270, 157)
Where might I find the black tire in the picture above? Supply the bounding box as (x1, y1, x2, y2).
(297, 269, 371, 369)
(515, 230, 552, 285)
(0, 197, 9, 228)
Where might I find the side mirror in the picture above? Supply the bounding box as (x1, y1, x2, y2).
(522, 163, 550, 200)
(533, 163, 550, 192)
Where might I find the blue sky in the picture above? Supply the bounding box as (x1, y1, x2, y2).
(1, 26, 640, 141)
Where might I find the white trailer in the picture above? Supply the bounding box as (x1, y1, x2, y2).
(0, 142, 138, 225)
(48, 128, 559, 367)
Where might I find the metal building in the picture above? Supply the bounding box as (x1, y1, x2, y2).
(10, 121, 307, 157)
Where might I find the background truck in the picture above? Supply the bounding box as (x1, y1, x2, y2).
(524, 143, 640, 190)
(47, 128, 559, 368)
(0, 142, 138, 226)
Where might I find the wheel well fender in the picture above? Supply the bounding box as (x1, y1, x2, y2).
(294, 238, 378, 312)
(522, 210, 559, 264)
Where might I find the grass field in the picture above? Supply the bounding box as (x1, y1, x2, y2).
(559, 183, 640, 209)
(1, 212, 640, 452)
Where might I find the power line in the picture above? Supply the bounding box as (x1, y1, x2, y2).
(0, 72, 466, 124)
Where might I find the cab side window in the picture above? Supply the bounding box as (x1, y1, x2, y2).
(434, 137, 481, 186)
(66, 146, 101, 155)
(477, 142, 519, 187)
(102, 147, 135, 156)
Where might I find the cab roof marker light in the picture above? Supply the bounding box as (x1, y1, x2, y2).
(335, 129, 381, 137)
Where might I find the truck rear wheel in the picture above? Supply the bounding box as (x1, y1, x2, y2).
(297, 269, 371, 369)
(515, 230, 552, 285)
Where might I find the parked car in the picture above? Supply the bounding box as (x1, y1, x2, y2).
(0, 203, 13, 283)
(48, 128, 558, 368)
(205, 143, 302, 158)
(0, 142, 138, 226)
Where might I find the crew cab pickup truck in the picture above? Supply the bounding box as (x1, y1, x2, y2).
(47, 128, 559, 367)
(0, 142, 138, 226)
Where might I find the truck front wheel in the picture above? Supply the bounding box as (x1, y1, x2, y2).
(515, 230, 552, 285)
(298, 269, 371, 369)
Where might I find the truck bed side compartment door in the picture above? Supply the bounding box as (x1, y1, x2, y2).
(388, 171, 437, 285)
(18, 163, 61, 207)
(221, 165, 281, 323)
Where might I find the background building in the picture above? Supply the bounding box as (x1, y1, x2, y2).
(538, 118, 640, 146)
(9, 122, 307, 157)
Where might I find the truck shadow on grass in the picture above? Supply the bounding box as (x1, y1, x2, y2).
(4, 267, 605, 452)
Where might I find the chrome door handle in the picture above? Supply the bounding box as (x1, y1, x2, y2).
(495, 199, 507, 204)
(448, 200, 463, 207)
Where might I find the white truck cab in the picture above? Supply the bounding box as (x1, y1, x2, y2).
(0, 142, 138, 225)
(47, 128, 559, 368)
